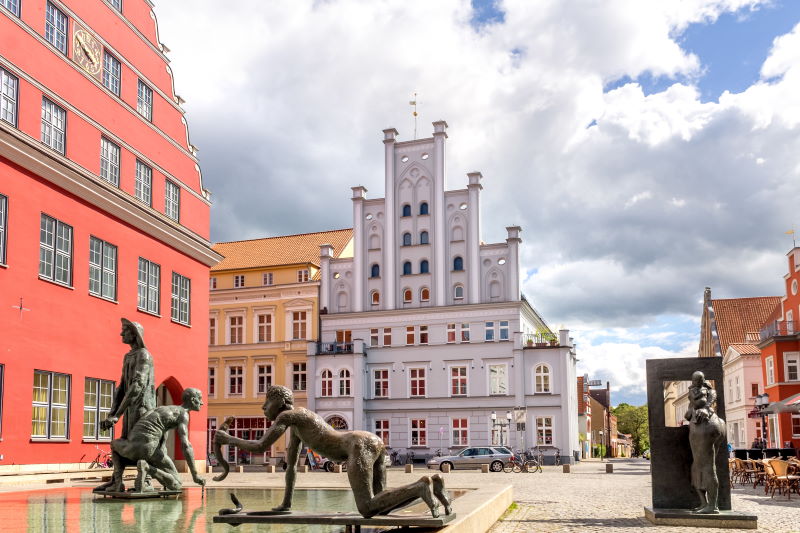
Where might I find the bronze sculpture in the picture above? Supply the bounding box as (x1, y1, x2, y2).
(685, 371, 726, 514)
(214, 385, 451, 518)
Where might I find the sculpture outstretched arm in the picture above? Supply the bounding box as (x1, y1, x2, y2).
(177, 417, 204, 486)
(275, 432, 301, 511)
(218, 420, 288, 453)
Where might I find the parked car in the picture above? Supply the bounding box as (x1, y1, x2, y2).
(642, 449, 651, 460)
(426, 446, 513, 472)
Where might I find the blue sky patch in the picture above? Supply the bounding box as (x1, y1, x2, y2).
(471, 0, 505, 29)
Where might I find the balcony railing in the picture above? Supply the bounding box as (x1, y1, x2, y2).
(760, 320, 800, 341)
(522, 333, 559, 348)
(316, 342, 354, 355)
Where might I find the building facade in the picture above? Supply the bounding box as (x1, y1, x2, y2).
(0, 0, 219, 470)
(208, 230, 352, 464)
(577, 375, 592, 459)
(307, 122, 579, 463)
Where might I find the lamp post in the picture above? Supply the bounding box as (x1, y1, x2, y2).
(491, 410, 512, 448)
(598, 430, 604, 462)
(755, 393, 770, 453)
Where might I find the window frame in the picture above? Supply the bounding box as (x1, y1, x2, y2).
(0, 193, 7, 265)
(401, 204, 411, 217)
(488, 363, 509, 396)
(410, 418, 427, 446)
(41, 97, 66, 154)
(233, 274, 245, 288)
(373, 368, 389, 398)
(371, 290, 380, 306)
(536, 416, 554, 446)
(339, 369, 351, 396)
(170, 271, 191, 325)
(485, 321, 495, 341)
(165, 180, 180, 221)
(447, 323, 456, 343)
(449, 365, 468, 397)
(406, 326, 415, 346)
(102, 50, 121, 96)
(383, 327, 392, 347)
(256, 363, 273, 395)
(402, 261, 412, 275)
(31, 370, 71, 440)
(370, 264, 380, 278)
(409, 367, 426, 397)
(39, 213, 73, 286)
(291, 311, 307, 340)
(499, 321, 509, 341)
(137, 257, 160, 315)
(228, 314, 244, 344)
(460, 323, 470, 343)
(534, 364, 551, 393)
(785, 352, 799, 382)
(766, 356, 775, 385)
(136, 79, 153, 121)
(292, 363, 307, 391)
(209, 317, 216, 346)
(402, 232, 412, 246)
(227, 365, 243, 397)
(99, 137, 120, 186)
(83, 377, 114, 441)
(256, 313, 272, 343)
(370, 328, 379, 347)
(134, 159, 153, 206)
(320, 369, 333, 397)
(88, 236, 117, 301)
(453, 256, 464, 271)
(263, 272, 273, 286)
(420, 260, 429, 274)
(419, 325, 429, 345)
(403, 288, 412, 303)
(45, 2, 69, 55)
(0, 0, 20, 17)
(419, 202, 429, 215)
(297, 269, 309, 282)
(0, 66, 19, 126)
(454, 284, 464, 300)
(451, 417, 468, 446)
(375, 419, 389, 445)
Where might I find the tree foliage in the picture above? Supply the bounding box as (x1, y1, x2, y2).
(613, 403, 649, 455)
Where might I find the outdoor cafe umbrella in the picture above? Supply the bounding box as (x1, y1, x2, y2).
(761, 393, 800, 414)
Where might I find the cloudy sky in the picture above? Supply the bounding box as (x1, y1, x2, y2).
(155, 0, 800, 405)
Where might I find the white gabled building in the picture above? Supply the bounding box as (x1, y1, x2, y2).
(307, 122, 579, 463)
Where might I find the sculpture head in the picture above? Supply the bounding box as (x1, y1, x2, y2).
(691, 371, 705, 387)
(262, 385, 293, 421)
(120, 318, 145, 348)
(181, 388, 203, 411)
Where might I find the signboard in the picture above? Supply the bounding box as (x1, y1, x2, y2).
(747, 409, 763, 419)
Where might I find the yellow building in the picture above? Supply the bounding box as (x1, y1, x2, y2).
(208, 229, 353, 464)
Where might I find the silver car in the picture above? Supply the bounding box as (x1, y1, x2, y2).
(426, 446, 513, 472)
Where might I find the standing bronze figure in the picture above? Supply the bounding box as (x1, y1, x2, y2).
(214, 386, 451, 518)
(685, 371, 726, 514)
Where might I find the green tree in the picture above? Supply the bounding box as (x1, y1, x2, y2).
(613, 403, 649, 456)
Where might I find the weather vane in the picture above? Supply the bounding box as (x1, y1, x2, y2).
(410, 92, 418, 140)
(787, 225, 797, 248)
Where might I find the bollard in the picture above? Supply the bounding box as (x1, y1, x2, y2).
(562, 464, 571, 473)
(266, 465, 276, 474)
(237, 466, 244, 473)
(333, 464, 343, 473)
(441, 463, 451, 473)
(300, 465, 309, 473)
(404, 464, 414, 474)
(481, 464, 490, 473)
(206, 465, 213, 474)
(606, 463, 613, 473)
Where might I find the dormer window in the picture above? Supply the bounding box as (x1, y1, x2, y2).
(401, 204, 411, 217)
(419, 202, 429, 215)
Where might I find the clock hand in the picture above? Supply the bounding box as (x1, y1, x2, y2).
(77, 35, 97, 65)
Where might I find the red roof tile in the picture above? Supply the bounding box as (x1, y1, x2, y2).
(711, 297, 780, 355)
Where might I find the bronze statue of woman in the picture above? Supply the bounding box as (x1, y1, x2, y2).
(685, 371, 726, 514)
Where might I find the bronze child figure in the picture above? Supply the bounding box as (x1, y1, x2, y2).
(685, 371, 726, 514)
(214, 385, 451, 518)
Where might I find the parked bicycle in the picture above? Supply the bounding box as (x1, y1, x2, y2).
(88, 445, 113, 469)
(524, 448, 543, 473)
(503, 451, 525, 473)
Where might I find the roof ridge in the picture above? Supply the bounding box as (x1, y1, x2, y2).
(214, 227, 353, 246)
(712, 296, 781, 303)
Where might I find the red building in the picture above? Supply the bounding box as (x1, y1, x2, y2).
(0, 0, 220, 471)
(758, 248, 800, 448)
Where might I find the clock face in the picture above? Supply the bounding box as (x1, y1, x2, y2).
(73, 29, 102, 77)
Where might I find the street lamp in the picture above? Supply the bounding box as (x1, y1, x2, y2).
(598, 430, 604, 462)
(754, 393, 771, 453)
(491, 410, 512, 448)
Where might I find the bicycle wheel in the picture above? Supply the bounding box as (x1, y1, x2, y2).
(503, 462, 515, 473)
(512, 464, 522, 473)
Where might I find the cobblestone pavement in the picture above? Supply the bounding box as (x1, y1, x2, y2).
(487, 457, 800, 533)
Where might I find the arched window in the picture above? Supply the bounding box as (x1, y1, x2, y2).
(535, 364, 551, 393)
(453, 256, 464, 271)
(321, 369, 333, 397)
(402, 232, 412, 246)
(420, 260, 429, 274)
(403, 288, 412, 303)
(327, 415, 348, 430)
(370, 264, 380, 278)
(419, 202, 429, 215)
(403, 261, 412, 275)
(454, 284, 464, 300)
(339, 369, 351, 396)
(420, 231, 429, 244)
(420, 287, 430, 302)
(371, 290, 380, 305)
(402, 204, 411, 217)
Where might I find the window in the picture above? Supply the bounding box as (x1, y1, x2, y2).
(402, 204, 411, 217)
(786, 352, 799, 381)
(751, 383, 759, 397)
(535, 364, 551, 393)
(454, 284, 464, 300)
(402, 233, 412, 246)
(402, 262, 412, 275)
(420, 260, 429, 274)
(165, 181, 180, 221)
(536, 416, 553, 445)
(419, 202, 429, 215)
(256, 364, 272, 394)
(766, 356, 775, 385)
(451, 366, 467, 396)
(460, 323, 470, 342)
(370, 328, 379, 347)
(108, 0, 122, 11)
(453, 256, 464, 271)
(228, 366, 243, 396)
(210, 277, 217, 290)
(41, 98, 66, 153)
(83, 378, 113, 440)
(88, 237, 117, 300)
(403, 288, 412, 302)
(339, 369, 351, 396)
(1, 0, 20, 16)
(419, 325, 429, 345)
(207, 418, 217, 454)
(170, 272, 191, 325)
(32, 370, 70, 439)
(793, 415, 800, 438)
(447, 323, 456, 343)
(410, 368, 426, 397)
(383, 327, 392, 346)
(406, 326, 415, 345)
(371, 290, 380, 305)
(209, 318, 216, 345)
(135, 160, 152, 205)
(233, 274, 245, 288)
(0, 67, 18, 126)
(0, 194, 6, 264)
(375, 419, 389, 445)
(137, 258, 160, 314)
(257, 314, 272, 343)
(736, 376, 741, 401)
(297, 269, 309, 282)
(370, 264, 380, 278)
(137, 79, 153, 121)
(263, 272, 273, 286)
(374, 369, 389, 398)
(39, 214, 72, 285)
(321, 370, 333, 397)
(292, 311, 307, 339)
(420, 287, 430, 302)
(102, 51, 121, 95)
(420, 231, 429, 244)
(410, 419, 427, 446)
(489, 364, 508, 395)
(208, 367, 215, 396)
(99, 137, 120, 186)
(292, 363, 307, 391)
(452, 418, 468, 446)
(499, 321, 509, 341)
(485, 321, 495, 341)
(228, 316, 243, 344)
(45, 3, 68, 54)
